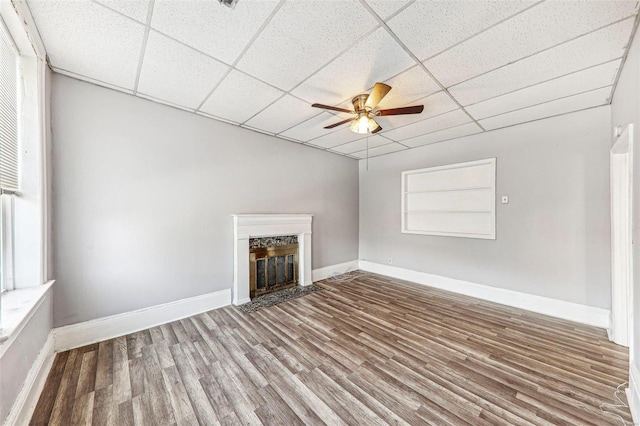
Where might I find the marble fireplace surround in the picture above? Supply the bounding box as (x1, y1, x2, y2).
(232, 214, 313, 305)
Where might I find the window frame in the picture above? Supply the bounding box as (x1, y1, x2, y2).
(0, 0, 48, 293)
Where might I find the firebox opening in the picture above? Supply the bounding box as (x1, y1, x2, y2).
(249, 235, 299, 299)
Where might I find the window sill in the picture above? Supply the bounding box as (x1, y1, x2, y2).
(0, 281, 54, 355)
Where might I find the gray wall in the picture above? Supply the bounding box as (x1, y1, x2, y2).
(0, 291, 52, 423)
(611, 24, 640, 383)
(359, 106, 612, 309)
(51, 75, 359, 327)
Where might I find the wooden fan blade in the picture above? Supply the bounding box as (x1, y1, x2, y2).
(311, 103, 354, 114)
(377, 105, 424, 116)
(324, 118, 354, 129)
(364, 83, 392, 110)
(369, 118, 382, 134)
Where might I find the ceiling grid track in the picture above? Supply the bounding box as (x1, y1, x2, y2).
(462, 58, 624, 108)
(132, 0, 155, 95)
(91, 0, 289, 101)
(448, 15, 637, 91)
(420, 0, 546, 63)
(239, 23, 384, 128)
(476, 85, 616, 122)
(194, 0, 286, 112)
(609, 12, 640, 104)
(356, 0, 487, 132)
(32, 0, 640, 159)
(52, 66, 134, 94)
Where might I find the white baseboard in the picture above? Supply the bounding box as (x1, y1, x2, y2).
(629, 362, 640, 425)
(54, 288, 231, 352)
(312, 260, 359, 282)
(4, 331, 55, 426)
(359, 261, 610, 329)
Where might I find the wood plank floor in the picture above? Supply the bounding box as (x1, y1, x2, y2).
(31, 272, 632, 425)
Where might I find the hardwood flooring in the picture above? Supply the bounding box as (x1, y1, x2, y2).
(31, 272, 632, 425)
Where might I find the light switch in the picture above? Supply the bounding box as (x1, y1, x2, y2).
(501, 196, 509, 204)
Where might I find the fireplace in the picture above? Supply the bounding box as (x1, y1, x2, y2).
(232, 214, 313, 305)
(249, 236, 298, 298)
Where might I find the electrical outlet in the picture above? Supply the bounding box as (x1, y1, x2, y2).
(387, 258, 393, 265)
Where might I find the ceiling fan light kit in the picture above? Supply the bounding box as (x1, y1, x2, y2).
(312, 82, 424, 135)
(353, 113, 371, 134)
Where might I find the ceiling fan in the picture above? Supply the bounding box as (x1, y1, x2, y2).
(311, 82, 424, 134)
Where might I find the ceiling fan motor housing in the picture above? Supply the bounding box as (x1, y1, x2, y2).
(352, 94, 371, 113)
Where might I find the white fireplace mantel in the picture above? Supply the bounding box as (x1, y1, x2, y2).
(232, 214, 313, 305)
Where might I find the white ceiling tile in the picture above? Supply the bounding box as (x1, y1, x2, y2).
(27, 0, 145, 89)
(236, 1, 378, 91)
(383, 109, 472, 142)
(151, 0, 279, 64)
(199, 70, 283, 124)
(479, 86, 612, 130)
(426, 0, 637, 87)
(387, 0, 536, 61)
(244, 95, 319, 134)
(137, 31, 229, 109)
(377, 91, 459, 131)
(466, 60, 621, 120)
(331, 135, 392, 154)
(365, 0, 411, 20)
(376, 66, 441, 109)
(449, 18, 633, 105)
(95, 0, 150, 23)
(28, 0, 639, 160)
(351, 142, 407, 158)
(280, 112, 354, 142)
(402, 123, 483, 148)
(292, 28, 415, 105)
(306, 127, 366, 149)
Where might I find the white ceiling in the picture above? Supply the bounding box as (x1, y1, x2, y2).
(27, 0, 639, 159)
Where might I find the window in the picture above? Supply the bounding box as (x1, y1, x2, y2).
(0, 0, 48, 340)
(0, 18, 19, 293)
(401, 158, 496, 239)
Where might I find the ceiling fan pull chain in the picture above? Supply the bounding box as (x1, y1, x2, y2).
(366, 135, 369, 171)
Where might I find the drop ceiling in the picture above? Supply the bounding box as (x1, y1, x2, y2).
(26, 0, 639, 159)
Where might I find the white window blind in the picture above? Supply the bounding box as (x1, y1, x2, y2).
(0, 22, 19, 192)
